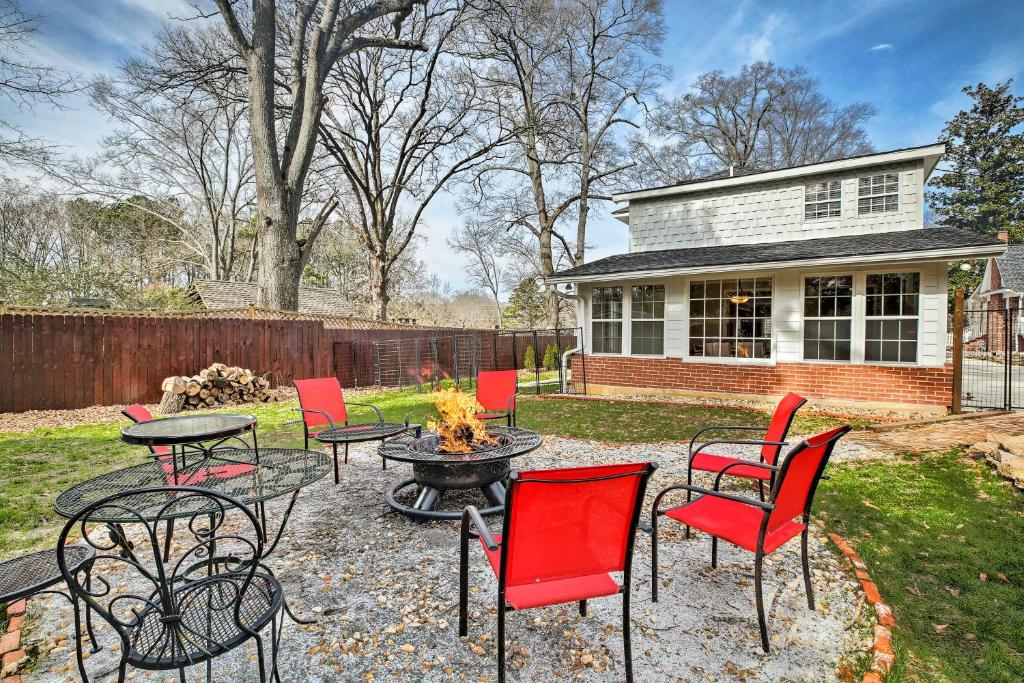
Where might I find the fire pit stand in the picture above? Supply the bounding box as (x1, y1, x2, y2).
(379, 426, 542, 521)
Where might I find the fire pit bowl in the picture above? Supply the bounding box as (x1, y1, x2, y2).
(379, 426, 542, 521)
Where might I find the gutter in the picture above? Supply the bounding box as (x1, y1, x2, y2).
(546, 244, 1005, 285)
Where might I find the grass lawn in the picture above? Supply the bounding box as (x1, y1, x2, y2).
(817, 451, 1024, 682)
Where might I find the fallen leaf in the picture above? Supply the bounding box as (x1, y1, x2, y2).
(995, 572, 1008, 583)
(946, 586, 961, 598)
(979, 572, 988, 582)
(862, 499, 880, 510)
(906, 585, 922, 597)
(933, 624, 949, 634)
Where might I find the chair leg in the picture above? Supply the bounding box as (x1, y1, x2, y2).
(650, 509, 660, 603)
(179, 666, 188, 683)
(801, 527, 815, 610)
(72, 595, 91, 683)
(755, 551, 770, 653)
(578, 599, 587, 616)
(332, 443, 339, 485)
(253, 633, 268, 682)
(271, 611, 283, 682)
(622, 589, 634, 683)
(758, 479, 765, 502)
(685, 466, 693, 539)
(458, 529, 470, 637)
(163, 518, 174, 558)
(710, 537, 718, 569)
(497, 602, 506, 683)
(83, 565, 100, 652)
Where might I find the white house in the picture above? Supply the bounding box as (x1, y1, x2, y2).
(548, 143, 1007, 410)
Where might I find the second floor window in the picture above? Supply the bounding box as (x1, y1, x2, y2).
(805, 180, 841, 219)
(592, 286, 622, 354)
(858, 173, 898, 214)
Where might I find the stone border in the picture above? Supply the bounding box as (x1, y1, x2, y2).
(829, 533, 896, 682)
(0, 599, 27, 682)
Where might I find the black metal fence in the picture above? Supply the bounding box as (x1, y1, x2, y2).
(959, 306, 1024, 409)
(332, 328, 584, 395)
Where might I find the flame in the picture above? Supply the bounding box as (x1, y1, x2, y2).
(427, 387, 497, 453)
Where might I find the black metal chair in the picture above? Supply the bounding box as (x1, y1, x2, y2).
(57, 486, 285, 683)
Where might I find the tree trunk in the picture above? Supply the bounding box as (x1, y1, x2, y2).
(255, 193, 302, 310)
(544, 285, 559, 330)
(369, 258, 390, 321)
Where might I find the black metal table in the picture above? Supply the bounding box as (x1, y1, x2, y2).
(121, 413, 259, 479)
(315, 422, 421, 482)
(380, 426, 543, 521)
(0, 545, 100, 661)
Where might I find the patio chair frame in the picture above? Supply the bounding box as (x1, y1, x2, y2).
(651, 424, 851, 652)
(459, 463, 657, 683)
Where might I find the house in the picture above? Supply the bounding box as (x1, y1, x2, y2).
(968, 235, 1024, 353)
(188, 279, 356, 317)
(548, 143, 1007, 410)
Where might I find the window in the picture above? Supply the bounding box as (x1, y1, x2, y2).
(689, 278, 772, 359)
(805, 180, 841, 219)
(865, 272, 919, 363)
(803, 275, 853, 361)
(858, 173, 898, 214)
(631, 285, 665, 355)
(591, 286, 622, 354)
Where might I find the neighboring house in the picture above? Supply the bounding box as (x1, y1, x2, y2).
(969, 237, 1024, 352)
(548, 143, 1007, 409)
(188, 280, 355, 317)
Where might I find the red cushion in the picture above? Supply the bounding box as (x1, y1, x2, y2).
(479, 535, 621, 610)
(690, 452, 772, 480)
(664, 496, 804, 555)
(159, 461, 255, 486)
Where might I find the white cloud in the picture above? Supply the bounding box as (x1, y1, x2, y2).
(747, 14, 782, 61)
(867, 43, 894, 52)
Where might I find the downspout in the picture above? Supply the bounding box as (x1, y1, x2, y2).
(560, 287, 585, 393)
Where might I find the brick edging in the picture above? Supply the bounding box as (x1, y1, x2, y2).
(829, 533, 896, 682)
(0, 598, 27, 682)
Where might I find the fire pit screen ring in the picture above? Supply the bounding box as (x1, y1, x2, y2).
(379, 426, 542, 521)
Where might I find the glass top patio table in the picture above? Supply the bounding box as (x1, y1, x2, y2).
(54, 448, 330, 523)
(120, 413, 256, 446)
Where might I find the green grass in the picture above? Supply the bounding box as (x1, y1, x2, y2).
(817, 451, 1024, 682)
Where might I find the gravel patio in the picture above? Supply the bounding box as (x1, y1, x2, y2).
(24, 436, 872, 682)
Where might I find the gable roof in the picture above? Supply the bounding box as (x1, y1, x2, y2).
(547, 228, 1005, 284)
(613, 143, 946, 203)
(189, 280, 355, 317)
(992, 245, 1024, 292)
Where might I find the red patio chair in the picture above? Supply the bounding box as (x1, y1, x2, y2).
(459, 462, 657, 683)
(121, 404, 170, 458)
(651, 424, 852, 652)
(686, 391, 807, 510)
(474, 370, 518, 427)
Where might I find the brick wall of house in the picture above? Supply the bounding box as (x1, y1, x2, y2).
(573, 354, 953, 406)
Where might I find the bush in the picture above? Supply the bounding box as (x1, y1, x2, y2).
(542, 343, 558, 371)
(523, 345, 536, 370)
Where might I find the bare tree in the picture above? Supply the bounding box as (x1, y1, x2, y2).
(201, 0, 427, 310)
(0, 0, 77, 163)
(465, 0, 663, 326)
(636, 62, 875, 185)
(318, 2, 513, 320)
(449, 219, 505, 327)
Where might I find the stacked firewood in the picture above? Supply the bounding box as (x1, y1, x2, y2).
(159, 363, 272, 413)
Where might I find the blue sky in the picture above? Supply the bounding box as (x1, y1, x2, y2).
(8, 0, 1024, 290)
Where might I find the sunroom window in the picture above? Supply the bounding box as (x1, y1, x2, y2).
(591, 286, 622, 354)
(689, 278, 772, 359)
(803, 275, 853, 361)
(631, 285, 665, 355)
(858, 173, 898, 214)
(805, 180, 841, 219)
(865, 272, 919, 363)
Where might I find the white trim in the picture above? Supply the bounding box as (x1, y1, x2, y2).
(546, 244, 1005, 285)
(612, 144, 946, 202)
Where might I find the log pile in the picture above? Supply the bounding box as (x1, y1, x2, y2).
(158, 363, 272, 413)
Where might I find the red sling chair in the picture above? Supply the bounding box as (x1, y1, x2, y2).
(474, 370, 518, 427)
(686, 391, 807, 510)
(460, 462, 657, 683)
(651, 424, 851, 652)
(293, 377, 389, 481)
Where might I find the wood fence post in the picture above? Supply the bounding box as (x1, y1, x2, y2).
(951, 288, 964, 414)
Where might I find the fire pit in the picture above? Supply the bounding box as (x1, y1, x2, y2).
(380, 426, 542, 520)
(378, 388, 541, 520)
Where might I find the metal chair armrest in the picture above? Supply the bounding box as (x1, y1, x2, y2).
(690, 439, 787, 459)
(653, 482, 775, 514)
(345, 402, 385, 423)
(713, 460, 779, 490)
(507, 393, 518, 415)
(461, 505, 499, 550)
(688, 425, 767, 455)
(292, 407, 337, 428)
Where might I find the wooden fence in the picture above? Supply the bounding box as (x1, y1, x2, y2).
(0, 311, 480, 412)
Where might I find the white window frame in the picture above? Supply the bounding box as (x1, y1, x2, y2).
(683, 276, 775, 364)
(858, 173, 899, 215)
(590, 285, 623, 355)
(629, 283, 666, 357)
(804, 180, 841, 220)
(801, 274, 854, 363)
(863, 270, 921, 365)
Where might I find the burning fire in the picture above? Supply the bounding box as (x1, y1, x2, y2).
(428, 388, 497, 453)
